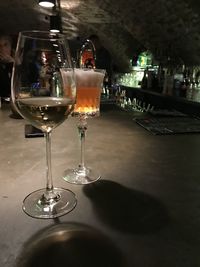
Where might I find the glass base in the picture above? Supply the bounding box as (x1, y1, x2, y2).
(22, 188, 77, 219)
(63, 166, 101, 185)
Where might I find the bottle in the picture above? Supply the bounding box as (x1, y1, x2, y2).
(79, 39, 96, 69)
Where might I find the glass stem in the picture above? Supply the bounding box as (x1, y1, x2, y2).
(78, 116, 87, 170)
(44, 131, 56, 201)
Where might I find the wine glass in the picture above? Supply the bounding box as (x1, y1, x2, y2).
(11, 31, 77, 219)
(62, 68, 105, 184)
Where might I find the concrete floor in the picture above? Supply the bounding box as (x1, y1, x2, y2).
(0, 103, 200, 267)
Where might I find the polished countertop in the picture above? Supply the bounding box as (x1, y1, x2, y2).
(0, 103, 200, 267)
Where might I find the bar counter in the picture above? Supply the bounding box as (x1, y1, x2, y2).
(0, 103, 200, 267)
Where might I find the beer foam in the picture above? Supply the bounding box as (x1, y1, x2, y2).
(60, 69, 74, 85)
(74, 68, 105, 88)
(60, 68, 76, 98)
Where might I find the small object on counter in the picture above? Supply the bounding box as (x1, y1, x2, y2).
(25, 124, 44, 138)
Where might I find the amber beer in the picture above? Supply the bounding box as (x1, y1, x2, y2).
(73, 68, 105, 117)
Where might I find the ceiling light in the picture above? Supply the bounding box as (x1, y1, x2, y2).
(50, 15, 61, 33)
(39, 0, 55, 8)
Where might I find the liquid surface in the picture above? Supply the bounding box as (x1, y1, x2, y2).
(16, 97, 74, 132)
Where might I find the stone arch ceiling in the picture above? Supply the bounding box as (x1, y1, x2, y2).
(0, 0, 200, 71)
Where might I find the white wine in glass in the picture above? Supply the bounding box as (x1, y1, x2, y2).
(11, 31, 77, 219)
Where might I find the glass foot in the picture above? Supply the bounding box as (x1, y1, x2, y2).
(22, 188, 77, 219)
(63, 166, 101, 185)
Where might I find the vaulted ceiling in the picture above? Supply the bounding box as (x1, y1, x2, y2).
(1, 0, 200, 72)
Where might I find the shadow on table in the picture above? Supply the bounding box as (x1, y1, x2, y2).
(15, 222, 127, 267)
(83, 179, 169, 234)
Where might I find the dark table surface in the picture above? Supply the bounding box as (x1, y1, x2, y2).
(0, 103, 200, 267)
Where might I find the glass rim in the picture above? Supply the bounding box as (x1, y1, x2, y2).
(19, 30, 66, 40)
(74, 68, 106, 73)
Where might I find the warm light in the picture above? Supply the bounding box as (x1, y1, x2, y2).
(61, 1, 81, 9)
(39, 0, 55, 8)
(76, 107, 98, 114)
(50, 29, 60, 33)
